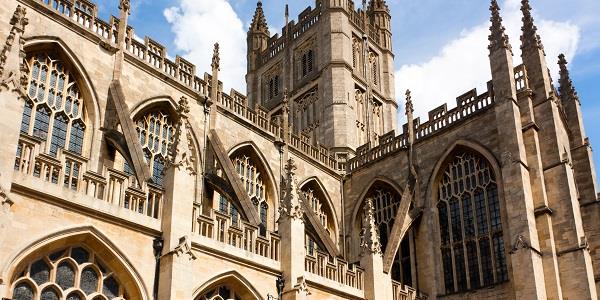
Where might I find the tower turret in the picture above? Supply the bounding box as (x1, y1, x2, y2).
(367, 0, 392, 51)
(246, 1, 270, 106)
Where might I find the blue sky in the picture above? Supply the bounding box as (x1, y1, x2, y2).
(99, 0, 600, 169)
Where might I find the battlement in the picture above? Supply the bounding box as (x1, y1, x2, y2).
(259, 0, 385, 65)
(348, 64, 532, 172)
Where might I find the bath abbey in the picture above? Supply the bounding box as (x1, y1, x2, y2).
(0, 0, 599, 298)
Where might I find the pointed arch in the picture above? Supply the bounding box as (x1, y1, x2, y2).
(192, 270, 263, 300)
(228, 141, 279, 233)
(428, 140, 508, 294)
(426, 139, 503, 209)
(22, 36, 101, 162)
(2, 226, 150, 300)
(350, 176, 404, 230)
(298, 176, 339, 240)
(227, 141, 278, 199)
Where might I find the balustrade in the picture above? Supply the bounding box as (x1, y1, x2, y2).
(305, 249, 364, 290)
(14, 134, 164, 220)
(192, 206, 281, 262)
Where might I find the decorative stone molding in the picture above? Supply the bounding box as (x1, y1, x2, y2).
(0, 5, 28, 95)
(173, 235, 197, 261)
(294, 276, 311, 296)
(167, 97, 197, 175)
(279, 159, 304, 220)
(360, 198, 382, 256)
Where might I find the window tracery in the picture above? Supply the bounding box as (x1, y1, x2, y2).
(437, 151, 507, 294)
(11, 246, 128, 300)
(197, 284, 242, 300)
(361, 185, 412, 284)
(132, 110, 175, 186)
(233, 155, 268, 236)
(20, 53, 86, 156)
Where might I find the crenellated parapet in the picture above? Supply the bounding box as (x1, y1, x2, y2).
(349, 63, 533, 172)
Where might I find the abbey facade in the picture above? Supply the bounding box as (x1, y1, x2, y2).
(0, 0, 599, 299)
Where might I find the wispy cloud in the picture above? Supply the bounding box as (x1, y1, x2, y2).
(164, 0, 247, 93)
(395, 0, 579, 124)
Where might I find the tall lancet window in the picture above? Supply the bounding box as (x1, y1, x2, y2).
(233, 155, 268, 236)
(132, 110, 175, 186)
(437, 151, 507, 294)
(19, 53, 87, 156)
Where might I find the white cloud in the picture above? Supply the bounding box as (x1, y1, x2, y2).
(395, 0, 580, 124)
(164, 0, 247, 93)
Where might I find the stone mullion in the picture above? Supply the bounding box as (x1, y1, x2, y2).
(483, 188, 498, 284)
(458, 191, 471, 291)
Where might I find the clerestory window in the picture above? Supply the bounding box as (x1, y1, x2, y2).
(132, 110, 175, 186)
(20, 53, 87, 156)
(233, 155, 268, 236)
(437, 151, 507, 294)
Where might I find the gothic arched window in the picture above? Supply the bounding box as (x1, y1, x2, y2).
(437, 151, 507, 294)
(233, 155, 268, 236)
(11, 246, 128, 300)
(133, 110, 175, 186)
(20, 53, 87, 156)
(361, 184, 412, 284)
(198, 284, 242, 300)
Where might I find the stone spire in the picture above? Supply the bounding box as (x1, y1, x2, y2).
(210, 43, 220, 105)
(250, 1, 269, 33)
(360, 198, 382, 255)
(558, 54, 578, 103)
(520, 0, 544, 52)
(488, 0, 512, 55)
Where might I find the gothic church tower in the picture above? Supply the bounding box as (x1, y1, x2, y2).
(245, 0, 397, 164)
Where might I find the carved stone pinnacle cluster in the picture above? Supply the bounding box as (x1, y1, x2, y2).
(211, 43, 220, 71)
(250, 1, 269, 33)
(558, 54, 579, 103)
(488, 0, 512, 54)
(520, 0, 544, 52)
(360, 198, 382, 255)
(405, 89, 414, 116)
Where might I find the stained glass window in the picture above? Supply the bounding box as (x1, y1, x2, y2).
(20, 53, 86, 156)
(11, 246, 128, 299)
(437, 151, 507, 294)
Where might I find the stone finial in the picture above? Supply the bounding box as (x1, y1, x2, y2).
(0, 5, 28, 92)
(177, 96, 191, 117)
(368, 0, 390, 13)
(280, 158, 303, 220)
(558, 54, 579, 103)
(405, 89, 414, 116)
(520, 0, 545, 53)
(250, 1, 269, 33)
(360, 198, 382, 255)
(488, 0, 512, 54)
(119, 0, 131, 14)
(211, 43, 220, 71)
(168, 97, 196, 175)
